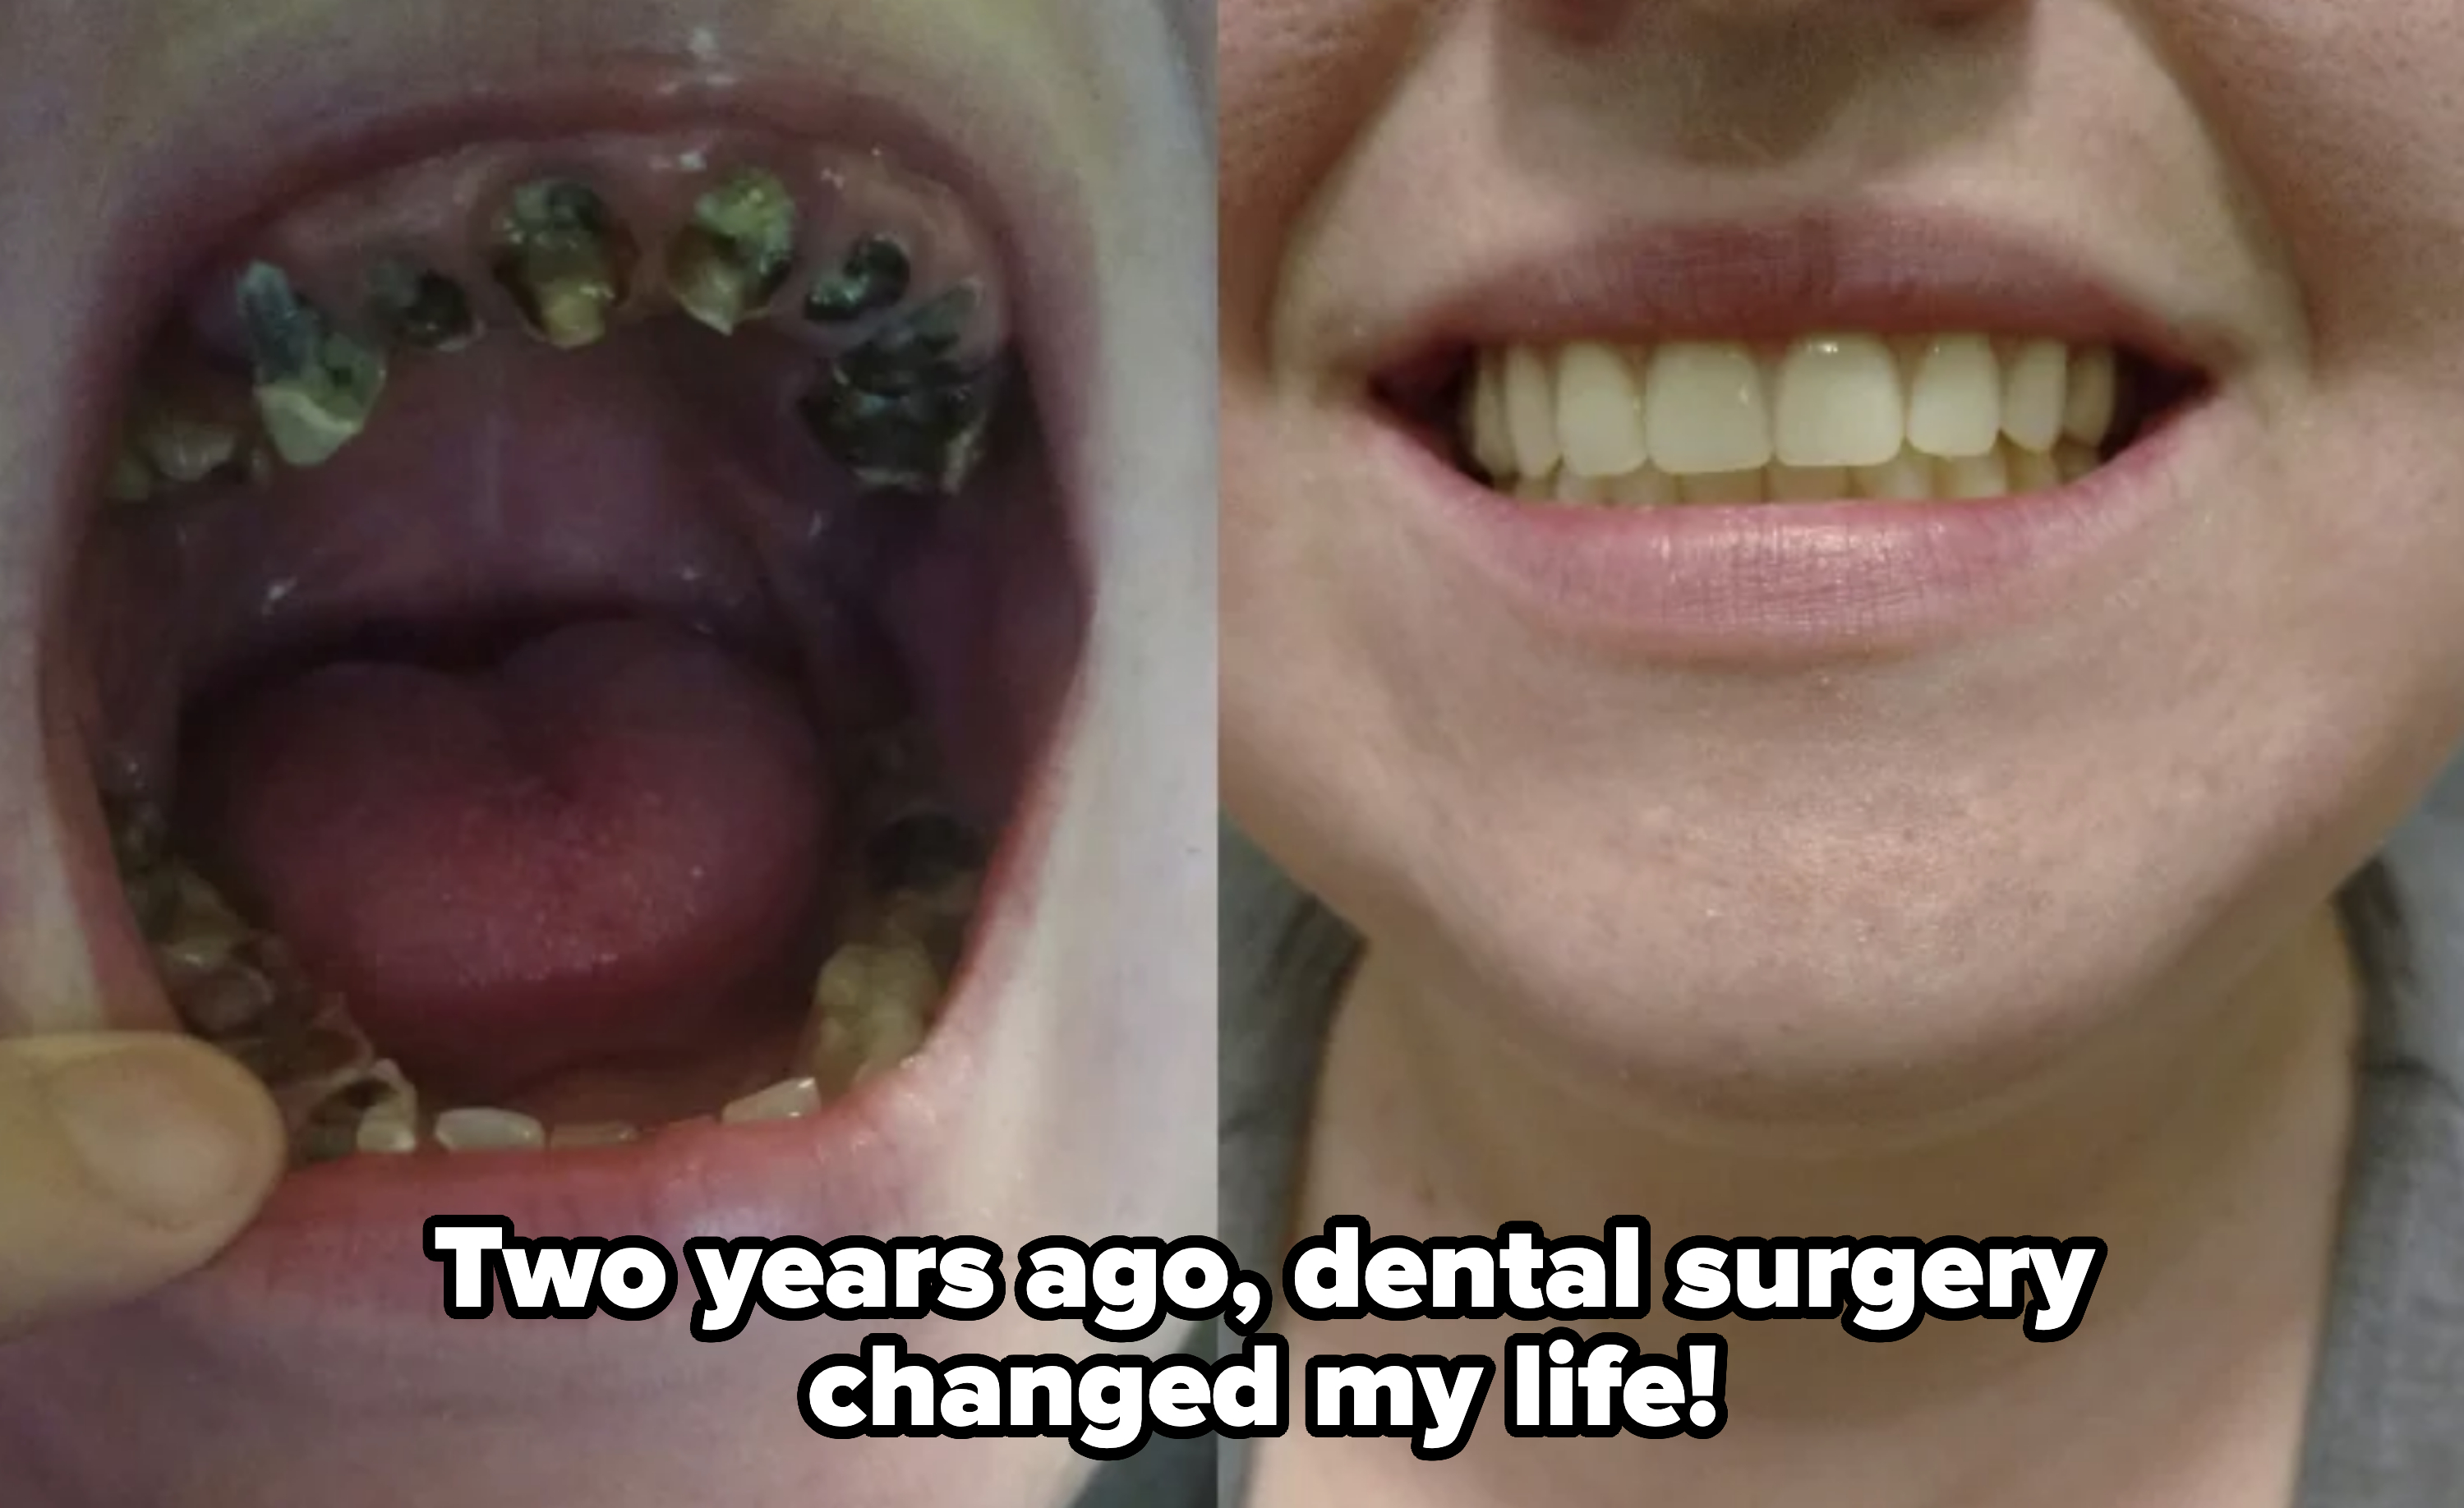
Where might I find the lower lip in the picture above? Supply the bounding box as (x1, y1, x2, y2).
(1375, 406, 2200, 661)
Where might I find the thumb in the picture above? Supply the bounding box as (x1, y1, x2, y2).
(0, 1032, 284, 1340)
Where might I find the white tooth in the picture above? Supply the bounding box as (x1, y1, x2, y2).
(1769, 463, 1847, 501)
(1467, 350, 1515, 480)
(356, 1114, 418, 1156)
(1643, 342, 1772, 476)
(2055, 440, 2100, 481)
(1503, 344, 1561, 480)
(1553, 342, 1649, 478)
(1605, 463, 1676, 507)
(434, 1107, 546, 1152)
(549, 1121, 642, 1149)
(1936, 447, 2012, 500)
(2064, 344, 2117, 444)
(352, 1061, 418, 1155)
(1905, 333, 2002, 459)
(1550, 469, 1609, 506)
(1679, 468, 1766, 505)
(1773, 334, 1904, 468)
(2000, 339, 2069, 452)
(1852, 448, 1934, 501)
(721, 1076, 822, 1124)
(2010, 445, 2062, 494)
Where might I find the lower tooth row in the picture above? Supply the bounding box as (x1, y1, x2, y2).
(107, 798, 977, 1165)
(1500, 438, 2097, 508)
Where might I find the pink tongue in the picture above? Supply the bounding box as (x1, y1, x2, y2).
(188, 618, 832, 1101)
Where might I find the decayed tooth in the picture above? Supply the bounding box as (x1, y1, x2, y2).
(2055, 440, 2099, 481)
(490, 179, 636, 350)
(1554, 342, 1647, 479)
(1464, 350, 1514, 480)
(1904, 333, 2001, 459)
(1769, 463, 1847, 502)
(238, 263, 389, 468)
(803, 286, 1001, 494)
(1643, 342, 1772, 476)
(2009, 444, 2063, 494)
(1773, 334, 1904, 469)
(434, 1107, 546, 1152)
(106, 447, 156, 503)
(1605, 462, 1676, 506)
(721, 1076, 822, 1124)
(2063, 344, 2117, 445)
(1508, 473, 1554, 501)
(1936, 446, 2012, 500)
(809, 938, 942, 1093)
(1501, 344, 1559, 480)
(364, 258, 480, 352)
(1853, 448, 1933, 501)
(667, 168, 800, 334)
(2000, 339, 2069, 453)
(549, 1121, 642, 1149)
(175, 962, 279, 1041)
(1679, 467, 1766, 505)
(805, 233, 912, 324)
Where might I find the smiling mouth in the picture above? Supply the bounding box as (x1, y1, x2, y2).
(68, 118, 1086, 1168)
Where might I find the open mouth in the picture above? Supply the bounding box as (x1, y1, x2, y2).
(1389, 330, 2203, 507)
(68, 122, 1085, 1169)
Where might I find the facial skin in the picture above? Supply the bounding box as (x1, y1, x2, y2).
(1223, 1, 2464, 1501)
(0, 1, 1211, 1505)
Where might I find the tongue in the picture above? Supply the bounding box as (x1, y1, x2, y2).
(186, 618, 833, 1105)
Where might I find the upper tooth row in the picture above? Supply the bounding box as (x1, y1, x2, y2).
(1465, 333, 2121, 483)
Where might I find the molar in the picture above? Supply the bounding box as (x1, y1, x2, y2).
(804, 233, 912, 324)
(802, 286, 1002, 494)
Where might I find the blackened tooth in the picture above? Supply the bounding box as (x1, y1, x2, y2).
(804, 233, 911, 324)
(666, 168, 799, 334)
(831, 283, 979, 393)
(237, 262, 388, 468)
(866, 809, 988, 894)
(490, 178, 637, 350)
(801, 360, 1002, 496)
(366, 257, 481, 352)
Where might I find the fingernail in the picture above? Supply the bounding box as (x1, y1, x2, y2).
(44, 1046, 271, 1230)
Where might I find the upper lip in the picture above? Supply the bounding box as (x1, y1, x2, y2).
(1317, 209, 2237, 389)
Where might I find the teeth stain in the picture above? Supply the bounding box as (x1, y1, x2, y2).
(106, 774, 983, 1166)
(802, 285, 1000, 494)
(237, 263, 389, 468)
(489, 178, 638, 350)
(804, 233, 912, 324)
(666, 168, 799, 335)
(365, 257, 481, 352)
